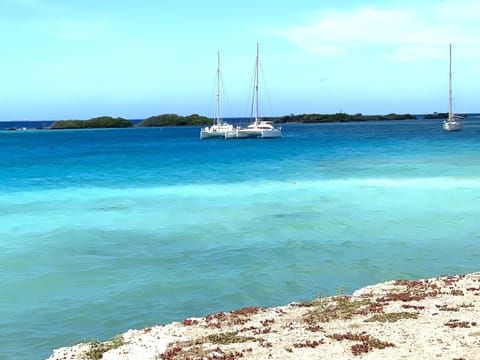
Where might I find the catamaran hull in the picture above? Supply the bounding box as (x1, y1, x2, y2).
(236, 129, 261, 138)
(236, 129, 282, 138)
(200, 131, 225, 139)
(224, 130, 238, 139)
(442, 120, 463, 131)
(261, 129, 282, 138)
(200, 130, 236, 139)
(201, 127, 280, 139)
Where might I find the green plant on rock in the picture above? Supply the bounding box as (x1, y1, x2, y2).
(302, 289, 371, 324)
(365, 312, 418, 323)
(82, 335, 125, 360)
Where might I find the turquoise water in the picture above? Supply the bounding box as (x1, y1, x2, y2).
(1, 121, 480, 359)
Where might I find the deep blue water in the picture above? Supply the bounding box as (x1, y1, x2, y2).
(1, 120, 480, 359)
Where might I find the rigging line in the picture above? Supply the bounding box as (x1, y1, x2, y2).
(220, 71, 233, 120)
(250, 56, 257, 121)
(207, 68, 218, 120)
(259, 60, 274, 118)
(243, 58, 256, 122)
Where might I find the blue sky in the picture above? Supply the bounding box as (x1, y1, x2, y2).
(1, 0, 480, 121)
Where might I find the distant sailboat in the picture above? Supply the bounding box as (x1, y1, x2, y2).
(200, 51, 236, 139)
(236, 43, 282, 139)
(442, 44, 463, 131)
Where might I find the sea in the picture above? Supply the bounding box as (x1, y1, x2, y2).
(1, 119, 480, 359)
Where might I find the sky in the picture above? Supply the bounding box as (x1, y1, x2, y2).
(1, 0, 480, 121)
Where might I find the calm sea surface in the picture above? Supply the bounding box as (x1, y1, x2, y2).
(1, 120, 480, 359)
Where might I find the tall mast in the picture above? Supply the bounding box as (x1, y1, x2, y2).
(255, 43, 259, 124)
(216, 51, 221, 125)
(448, 43, 453, 119)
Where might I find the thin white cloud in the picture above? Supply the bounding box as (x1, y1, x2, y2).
(279, 1, 480, 62)
(435, 0, 480, 20)
(52, 19, 112, 41)
(384, 46, 443, 63)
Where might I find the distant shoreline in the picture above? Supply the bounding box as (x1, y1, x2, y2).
(1, 112, 480, 131)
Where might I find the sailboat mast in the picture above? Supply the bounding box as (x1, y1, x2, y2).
(255, 43, 259, 124)
(448, 43, 453, 119)
(216, 51, 221, 125)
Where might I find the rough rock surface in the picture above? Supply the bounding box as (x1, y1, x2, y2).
(48, 273, 480, 359)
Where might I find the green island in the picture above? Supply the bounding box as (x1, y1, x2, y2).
(423, 112, 449, 119)
(50, 116, 133, 129)
(274, 112, 417, 123)
(137, 112, 417, 127)
(48, 112, 420, 130)
(137, 113, 211, 127)
(137, 113, 417, 127)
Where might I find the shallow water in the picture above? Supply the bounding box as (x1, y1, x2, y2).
(1, 120, 479, 359)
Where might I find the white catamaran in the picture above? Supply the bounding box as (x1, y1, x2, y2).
(236, 43, 282, 139)
(200, 52, 236, 139)
(442, 43, 463, 131)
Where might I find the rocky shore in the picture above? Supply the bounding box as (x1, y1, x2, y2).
(48, 273, 480, 360)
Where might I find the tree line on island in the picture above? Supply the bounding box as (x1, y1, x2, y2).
(49, 114, 211, 129)
(50, 112, 446, 129)
(274, 113, 416, 123)
(49, 116, 134, 129)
